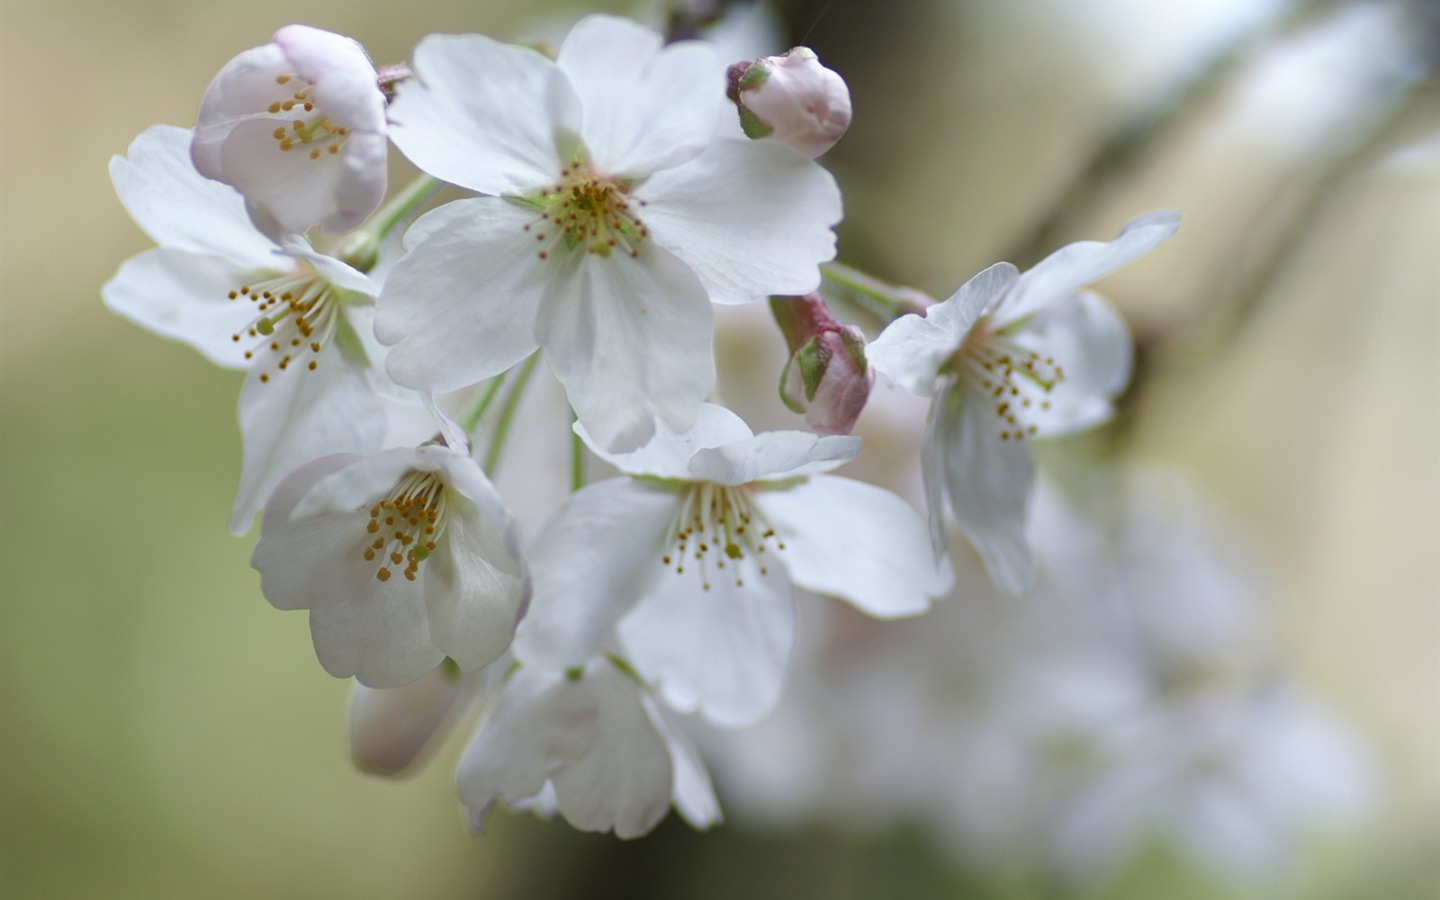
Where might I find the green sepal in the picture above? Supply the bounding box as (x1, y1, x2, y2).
(738, 106, 774, 139)
(795, 337, 828, 401)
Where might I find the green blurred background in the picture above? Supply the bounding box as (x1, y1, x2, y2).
(2, 0, 1436, 897)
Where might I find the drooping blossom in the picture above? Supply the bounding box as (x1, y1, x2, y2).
(513, 404, 951, 727)
(192, 24, 388, 237)
(250, 442, 529, 688)
(456, 655, 721, 839)
(377, 14, 842, 451)
(867, 210, 1180, 593)
(103, 124, 415, 533)
(728, 47, 852, 158)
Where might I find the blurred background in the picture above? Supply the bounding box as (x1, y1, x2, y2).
(2, 0, 1435, 897)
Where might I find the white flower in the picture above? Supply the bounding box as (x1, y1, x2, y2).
(728, 47, 852, 158)
(103, 125, 413, 534)
(514, 404, 951, 727)
(867, 210, 1180, 593)
(377, 14, 842, 452)
(250, 443, 529, 688)
(192, 24, 388, 237)
(456, 656, 721, 839)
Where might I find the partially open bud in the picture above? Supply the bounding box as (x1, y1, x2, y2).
(771, 294, 873, 435)
(349, 660, 468, 777)
(727, 47, 851, 158)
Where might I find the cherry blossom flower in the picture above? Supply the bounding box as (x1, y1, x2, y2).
(250, 443, 529, 688)
(728, 47, 852, 158)
(103, 125, 416, 533)
(513, 404, 951, 727)
(377, 14, 842, 452)
(456, 656, 720, 839)
(192, 24, 388, 237)
(867, 210, 1180, 593)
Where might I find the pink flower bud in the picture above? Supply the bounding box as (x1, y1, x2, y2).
(727, 47, 852, 158)
(349, 663, 467, 777)
(771, 294, 873, 435)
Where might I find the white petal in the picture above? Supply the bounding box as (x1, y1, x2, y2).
(535, 244, 714, 453)
(422, 476, 529, 672)
(513, 478, 680, 669)
(920, 382, 951, 560)
(942, 382, 1036, 594)
(377, 199, 543, 392)
(291, 446, 431, 519)
(641, 138, 841, 305)
(389, 34, 580, 195)
(867, 262, 1018, 396)
(687, 432, 859, 485)
(251, 453, 377, 612)
(309, 575, 443, 687)
(231, 339, 386, 533)
(619, 555, 794, 728)
(757, 474, 950, 617)
(112, 125, 278, 267)
(284, 241, 378, 297)
(997, 210, 1181, 323)
(455, 660, 673, 839)
(644, 696, 723, 829)
(103, 248, 270, 369)
(557, 16, 721, 176)
(273, 25, 386, 132)
(579, 402, 753, 479)
(222, 118, 355, 236)
(1015, 290, 1133, 437)
(232, 127, 388, 237)
(192, 45, 290, 176)
(551, 664, 675, 839)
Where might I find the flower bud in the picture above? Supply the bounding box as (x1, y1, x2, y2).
(727, 47, 851, 158)
(771, 294, 873, 435)
(349, 661, 467, 777)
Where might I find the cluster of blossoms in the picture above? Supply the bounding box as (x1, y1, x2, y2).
(702, 473, 1374, 882)
(103, 10, 1368, 869)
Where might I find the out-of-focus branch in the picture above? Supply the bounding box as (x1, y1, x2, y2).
(1105, 70, 1432, 456)
(1002, 0, 1328, 270)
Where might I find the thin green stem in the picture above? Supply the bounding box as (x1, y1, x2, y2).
(569, 416, 586, 493)
(458, 375, 508, 437)
(483, 353, 539, 476)
(820, 261, 930, 323)
(336, 174, 443, 271)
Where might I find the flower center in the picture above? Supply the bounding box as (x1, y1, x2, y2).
(660, 483, 785, 591)
(362, 470, 448, 583)
(227, 268, 342, 382)
(266, 74, 350, 161)
(520, 163, 650, 261)
(950, 319, 1065, 441)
